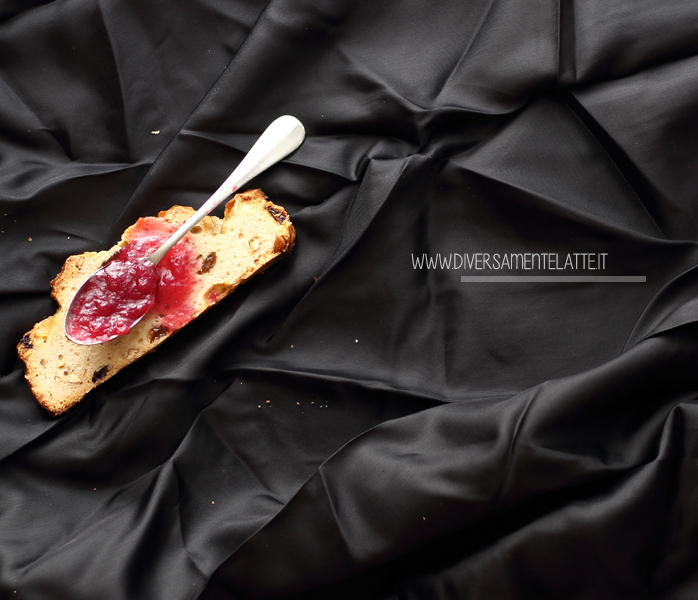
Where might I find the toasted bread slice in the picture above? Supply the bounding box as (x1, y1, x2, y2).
(17, 189, 295, 415)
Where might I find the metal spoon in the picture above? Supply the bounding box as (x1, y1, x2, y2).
(64, 115, 305, 345)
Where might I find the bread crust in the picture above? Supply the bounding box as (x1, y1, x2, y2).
(17, 189, 295, 415)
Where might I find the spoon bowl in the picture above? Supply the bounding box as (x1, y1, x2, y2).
(63, 254, 159, 345)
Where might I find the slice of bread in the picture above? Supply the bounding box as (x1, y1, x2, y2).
(17, 188, 295, 415)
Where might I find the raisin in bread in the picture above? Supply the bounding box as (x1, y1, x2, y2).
(17, 189, 295, 415)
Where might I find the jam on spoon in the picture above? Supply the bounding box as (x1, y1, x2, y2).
(65, 251, 158, 344)
(63, 115, 305, 345)
(64, 219, 199, 344)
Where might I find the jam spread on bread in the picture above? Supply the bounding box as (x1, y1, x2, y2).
(19, 190, 295, 414)
(66, 218, 199, 343)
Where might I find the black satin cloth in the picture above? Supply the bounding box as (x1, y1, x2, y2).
(2, 1, 698, 598)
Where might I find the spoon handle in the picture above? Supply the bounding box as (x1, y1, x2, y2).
(147, 115, 305, 266)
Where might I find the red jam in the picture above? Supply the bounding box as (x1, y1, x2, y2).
(66, 218, 200, 343)
(66, 257, 158, 343)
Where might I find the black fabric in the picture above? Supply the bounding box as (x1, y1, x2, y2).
(1, 0, 698, 599)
